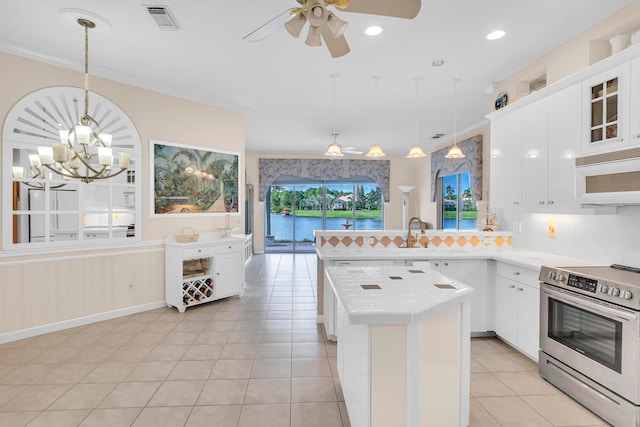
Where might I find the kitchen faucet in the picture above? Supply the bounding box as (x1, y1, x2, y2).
(406, 216, 426, 248)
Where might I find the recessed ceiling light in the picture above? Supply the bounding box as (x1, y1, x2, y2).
(430, 59, 446, 67)
(365, 26, 383, 36)
(486, 30, 505, 40)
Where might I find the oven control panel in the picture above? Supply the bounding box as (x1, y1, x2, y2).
(540, 265, 639, 310)
(567, 274, 597, 293)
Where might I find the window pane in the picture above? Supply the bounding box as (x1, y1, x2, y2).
(439, 172, 477, 231)
(353, 183, 383, 231)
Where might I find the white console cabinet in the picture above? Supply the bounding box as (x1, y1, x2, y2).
(165, 233, 245, 312)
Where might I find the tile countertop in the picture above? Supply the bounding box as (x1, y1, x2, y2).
(325, 265, 474, 325)
(316, 247, 597, 272)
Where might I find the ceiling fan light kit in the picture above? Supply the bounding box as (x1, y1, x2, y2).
(285, 13, 306, 37)
(324, 142, 344, 157)
(244, 0, 421, 58)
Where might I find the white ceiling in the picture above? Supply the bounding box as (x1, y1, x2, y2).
(0, 0, 634, 156)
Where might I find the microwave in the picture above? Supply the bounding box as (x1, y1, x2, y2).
(575, 147, 640, 205)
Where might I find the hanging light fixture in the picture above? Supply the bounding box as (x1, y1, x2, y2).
(37, 18, 131, 183)
(366, 76, 386, 158)
(324, 75, 344, 158)
(407, 77, 426, 158)
(445, 78, 465, 159)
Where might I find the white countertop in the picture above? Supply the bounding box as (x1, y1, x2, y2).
(325, 265, 474, 325)
(317, 247, 596, 272)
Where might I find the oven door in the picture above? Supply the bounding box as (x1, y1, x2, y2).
(540, 283, 640, 403)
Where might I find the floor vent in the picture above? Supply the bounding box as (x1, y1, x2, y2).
(146, 6, 181, 30)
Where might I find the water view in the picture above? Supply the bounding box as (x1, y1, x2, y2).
(267, 213, 383, 242)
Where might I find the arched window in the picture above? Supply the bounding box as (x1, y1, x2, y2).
(2, 86, 141, 250)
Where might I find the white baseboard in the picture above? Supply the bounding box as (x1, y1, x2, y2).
(0, 301, 167, 344)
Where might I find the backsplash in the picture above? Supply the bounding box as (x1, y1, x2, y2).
(504, 206, 640, 267)
(315, 230, 512, 250)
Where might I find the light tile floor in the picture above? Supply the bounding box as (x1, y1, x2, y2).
(0, 253, 610, 426)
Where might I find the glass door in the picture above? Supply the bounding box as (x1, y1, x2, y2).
(353, 183, 383, 230)
(265, 185, 294, 252)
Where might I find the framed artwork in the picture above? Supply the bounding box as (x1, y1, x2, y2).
(151, 139, 240, 216)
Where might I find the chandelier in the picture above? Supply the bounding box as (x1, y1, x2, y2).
(37, 18, 130, 183)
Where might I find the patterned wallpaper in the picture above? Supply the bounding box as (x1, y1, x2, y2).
(430, 135, 483, 201)
(258, 159, 391, 202)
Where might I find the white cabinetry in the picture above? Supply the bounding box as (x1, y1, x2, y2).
(582, 63, 629, 154)
(493, 262, 540, 360)
(490, 110, 522, 210)
(429, 259, 489, 333)
(165, 235, 244, 312)
(522, 84, 583, 212)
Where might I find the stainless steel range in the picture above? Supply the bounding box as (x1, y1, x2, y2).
(539, 264, 640, 427)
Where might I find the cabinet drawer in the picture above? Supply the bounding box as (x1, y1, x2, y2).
(183, 246, 216, 259)
(496, 262, 540, 287)
(216, 242, 242, 254)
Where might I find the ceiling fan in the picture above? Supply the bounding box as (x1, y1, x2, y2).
(243, 0, 421, 58)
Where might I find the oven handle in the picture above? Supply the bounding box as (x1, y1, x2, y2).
(541, 284, 637, 322)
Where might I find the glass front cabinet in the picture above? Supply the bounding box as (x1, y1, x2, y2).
(582, 63, 630, 154)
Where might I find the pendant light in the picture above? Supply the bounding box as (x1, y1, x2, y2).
(37, 19, 131, 183)
(445, 78, 465, 159)
(407, 77, 426, 158)
(324, 75, 344, 157)
(366, 76, 386, 158)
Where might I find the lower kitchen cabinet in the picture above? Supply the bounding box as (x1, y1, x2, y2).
(493, 262, 540, 360)
(430, 259, 489, 334)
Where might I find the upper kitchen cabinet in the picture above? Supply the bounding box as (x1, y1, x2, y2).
(491, 83, 583, 215)
(522, 84, 583, 212)
(582, 63, 630, 154)
(490, 109, 522, 211)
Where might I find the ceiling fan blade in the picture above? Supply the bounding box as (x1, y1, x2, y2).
(243, 8, 296, 42)
(342, 0, 421, 19)
(320, 25, 350, 58)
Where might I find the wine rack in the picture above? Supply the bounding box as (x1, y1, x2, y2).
(182, 277, 214, 305)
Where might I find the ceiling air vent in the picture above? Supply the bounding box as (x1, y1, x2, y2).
(146, 6, 181, 31)
(431, 133, 445, 139)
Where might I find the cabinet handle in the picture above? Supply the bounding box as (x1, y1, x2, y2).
(517, 287, 524, 291)
(539, 201, 545, 205)
(216, 272, 220, 276)
(444, 262, 449, 267)
(508, 285, 516, 289)
(548, 200, 554, 205)
(513, 201, 520, 205)
(513, 272, 520, 276)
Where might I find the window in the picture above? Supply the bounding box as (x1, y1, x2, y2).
(265, 180, 384, 253)
(438, 171, 477, 230)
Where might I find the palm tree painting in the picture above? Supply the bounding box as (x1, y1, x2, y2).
(152, 141, 239, 215)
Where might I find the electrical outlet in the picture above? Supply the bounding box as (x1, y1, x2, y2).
(512, 222, 522, 233)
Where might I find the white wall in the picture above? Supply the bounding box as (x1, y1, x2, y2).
(0, 51, 245, 338)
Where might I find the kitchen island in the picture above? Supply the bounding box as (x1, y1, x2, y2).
(325, 265, 473, 427)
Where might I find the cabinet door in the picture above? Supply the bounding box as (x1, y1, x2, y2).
(547, 84, 582, 212)
(629, 57, 640, 147)
(494, 276, 517, 345)
(516, 283, 540, 360)
(582, 62, 629, 154)
(490, 110, 523, 210)
(521, 100, 549, 211)
(433, 259, 489, 333)
(215, 252, 243, 298)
